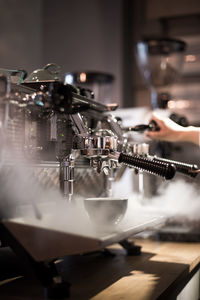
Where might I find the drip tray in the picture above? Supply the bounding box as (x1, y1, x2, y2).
(2, 210, 165, 261)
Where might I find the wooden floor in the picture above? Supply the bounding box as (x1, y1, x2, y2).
(1, 238, 200, 300)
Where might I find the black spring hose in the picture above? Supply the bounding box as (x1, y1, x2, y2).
(152, 157, 199, 178)
(118, 153, 176, 180)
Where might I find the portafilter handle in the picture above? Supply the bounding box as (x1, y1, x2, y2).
(109, 152, 176, 180)
(152, 156, 199, 178)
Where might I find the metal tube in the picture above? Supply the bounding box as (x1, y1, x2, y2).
(60, 158, 74, 202)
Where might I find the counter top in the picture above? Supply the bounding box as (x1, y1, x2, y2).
(1, 238, 200, 299)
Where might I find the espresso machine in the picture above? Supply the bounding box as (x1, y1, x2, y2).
(0, 67, 199, 298)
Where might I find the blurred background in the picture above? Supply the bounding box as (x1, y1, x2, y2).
(0, 0, 200, 109)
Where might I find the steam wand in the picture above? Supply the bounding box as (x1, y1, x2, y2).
(59, 157, 74, 202)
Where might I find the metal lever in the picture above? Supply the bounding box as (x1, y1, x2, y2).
(109, 152, 176, 180)
(152, 156, 199, 178)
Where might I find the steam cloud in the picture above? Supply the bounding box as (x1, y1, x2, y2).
(1, 143, 200, 241)
(150, 179, 200, 221)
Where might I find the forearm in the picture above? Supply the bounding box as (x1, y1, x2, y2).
(177, 126, 200, 145)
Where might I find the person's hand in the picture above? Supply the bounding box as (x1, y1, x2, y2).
(146, 112, 200, 144)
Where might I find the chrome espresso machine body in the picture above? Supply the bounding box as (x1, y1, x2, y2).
(0, 71, 199, 299)
(0, 74, 178, 204)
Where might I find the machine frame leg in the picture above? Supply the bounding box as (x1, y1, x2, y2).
(119, 239, 141, 255)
